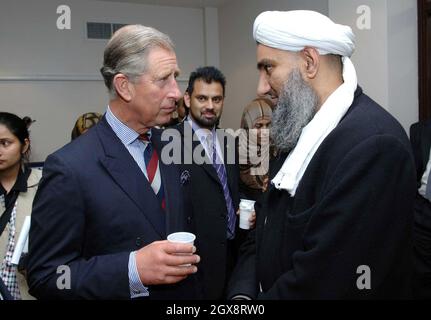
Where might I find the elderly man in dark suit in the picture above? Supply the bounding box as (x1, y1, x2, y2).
(27, 25, 200, 299)
(410, 119, 431, 299)
(227, 10, 416, 299)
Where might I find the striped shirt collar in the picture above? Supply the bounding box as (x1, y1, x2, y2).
(105, 106, 151, 145)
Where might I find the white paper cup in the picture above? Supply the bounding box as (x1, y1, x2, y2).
(239, 210, 253, 229)
(167, 232, 196, 244)
(167, 232, 196, 266)
(239, 199, 256, 230)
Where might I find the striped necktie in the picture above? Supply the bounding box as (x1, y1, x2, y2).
(208, 133, 236, 238)
(139, 134, 165, 210)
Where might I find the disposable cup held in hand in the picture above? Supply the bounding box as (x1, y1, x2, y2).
(167, 232, 196, 244)
(239, 199, 256, 230)
(167, 232, 196, 266)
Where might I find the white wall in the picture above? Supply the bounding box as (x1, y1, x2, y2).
(387, 0, 418, 134)
(218, 0, 329, 130)
(0, 0, 419, 161)
(219, 0, 418, 134)
(0, 0, 211, 161)
(204, 7, 220, 67)
(329, 0, 418, 134)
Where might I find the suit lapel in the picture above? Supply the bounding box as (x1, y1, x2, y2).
(179, 121, 220, 184)
(151, 129, 182, 235)
(267, 152, 289, 195)
(96, 118, 165, 237)
(421, 123, 431, 168)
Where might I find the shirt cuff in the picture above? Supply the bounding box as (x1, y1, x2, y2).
(128, 251, 149, 299)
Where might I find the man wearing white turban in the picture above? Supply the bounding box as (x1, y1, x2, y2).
(227, 10, 416, 299)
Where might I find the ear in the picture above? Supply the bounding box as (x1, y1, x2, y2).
(183, 91, 191, 109)
(300, 47, 320, 80)
(113, 73, 133, 102)
(22, 138, 30, 155)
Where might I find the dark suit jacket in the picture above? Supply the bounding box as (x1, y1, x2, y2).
(27, 117, 199, 299)
(0, 277, 13, 300)
(228, 87, 416, 299)
(410, 119, 431, 298)
(410, 119, 431, 186)
(173, 121, 242, 299)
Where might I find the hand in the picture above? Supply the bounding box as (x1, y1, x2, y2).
(135, 240, 200, 285)
(262, 176, 269, 192)
(249, 210, 256, 229)
(236, 209, 257, 229)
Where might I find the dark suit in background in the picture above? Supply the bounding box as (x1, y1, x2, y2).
(177, 66, 248, 299)
(410, 119, 431, 299)
(175, 121, 243, 299)
(0, 277, 13, 300)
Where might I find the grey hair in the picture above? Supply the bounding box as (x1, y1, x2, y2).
(100, 24, 175, 99)
(270, 68, 319, 152)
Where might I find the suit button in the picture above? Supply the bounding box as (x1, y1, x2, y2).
(221, 241, 225, 246)
(135, 237, 142, 247)
(187, 216, 192, 224)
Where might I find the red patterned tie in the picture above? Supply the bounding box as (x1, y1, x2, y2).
(139, 134, 165, 210)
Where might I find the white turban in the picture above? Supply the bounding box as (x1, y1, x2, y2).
(253, 10, 355, 57)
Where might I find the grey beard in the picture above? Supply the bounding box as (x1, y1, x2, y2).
(270, 69, 319, 153)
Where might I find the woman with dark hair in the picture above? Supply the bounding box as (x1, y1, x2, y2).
(0, 112, 41, 300)
(238, 97, 277, 201)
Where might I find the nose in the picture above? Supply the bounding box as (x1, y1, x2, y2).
(206, 99, 214, 110)
(257, 72, 271, 97)
(169, 78, 182, 100)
